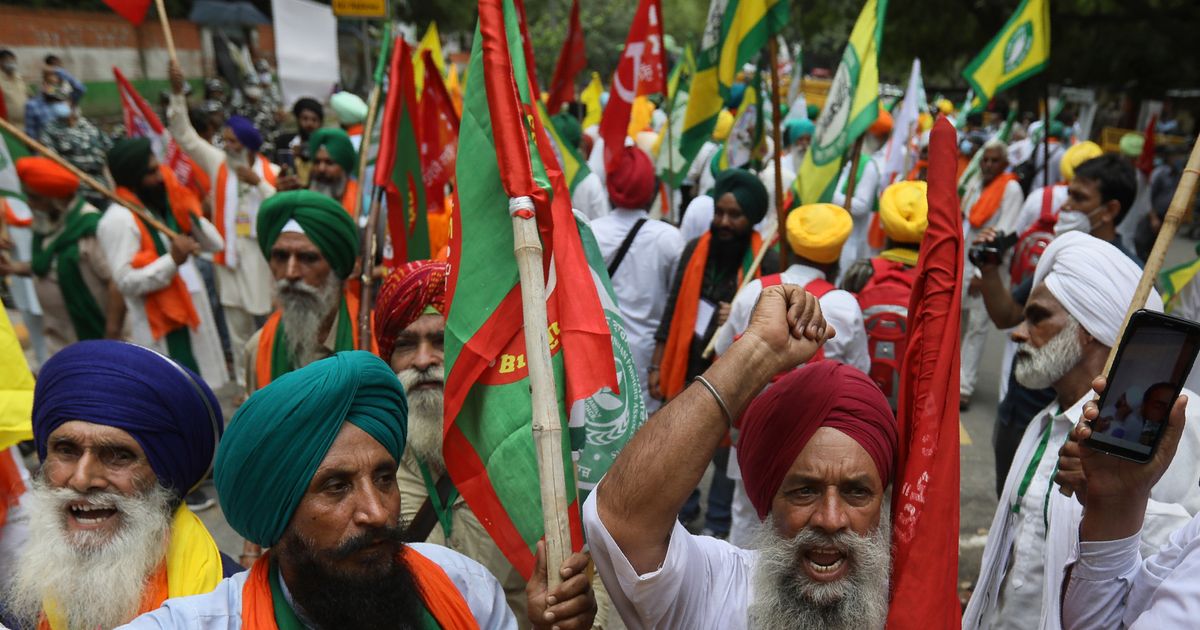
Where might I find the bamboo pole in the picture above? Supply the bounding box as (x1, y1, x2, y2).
(843, 135, 866, 215)
(769, 39, 787, 270)
(700, 223, 780, 360)
(510, 197, 572, 589)
(154, 0, 179, 68)
(0, 117, 177, 238)
(357, 186, 385, 349)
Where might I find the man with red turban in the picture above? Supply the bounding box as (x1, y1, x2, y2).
(584, 284, 899, 629)
(0, 157, 123, 354)
(591, 146, 684, 413)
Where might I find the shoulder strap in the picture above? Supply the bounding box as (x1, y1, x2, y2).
(1039, 185, 1056, 222)
(607, 218, 648, 277)
(405, 474, 457, 544)
(804, 277, 836, 298)
(761, 273, 782, 288)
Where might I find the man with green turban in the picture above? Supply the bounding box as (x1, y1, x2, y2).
(550, 111, 610, 220)
(243, 189, 362, 395)
(304, 127, 359, 215)
(121, 351, 518, 628)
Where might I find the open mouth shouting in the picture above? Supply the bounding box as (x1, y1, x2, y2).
(801, 547, 850, 583)
(66, 500, 119, 531)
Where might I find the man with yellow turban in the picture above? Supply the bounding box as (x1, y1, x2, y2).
(713, 201, 869, 547)
(0, 157, 122, 354)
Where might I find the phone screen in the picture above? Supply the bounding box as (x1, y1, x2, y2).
(1087, 312, 1200, 461)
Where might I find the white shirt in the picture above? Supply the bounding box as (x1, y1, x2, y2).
(712, 264, 870, 374)
(571, 171, 611, 221)
(831, 151, 884, 273)
(964, 391, 1200, 630)
(582, 493, 758, 630)
(1013, 184, 1068, 237)
(590, 209, 684, 410)
(117, 544, 516, 629)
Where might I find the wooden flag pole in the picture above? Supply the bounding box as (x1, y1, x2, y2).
(355, 26, 393, 349)
(843, 135, 866, 216)
(510, 197, 572, 589)
(0, 117, 178, 238)
(768, 38, 787, 270)
(700, 223, 780, 360)
(154, 0, 179, 68)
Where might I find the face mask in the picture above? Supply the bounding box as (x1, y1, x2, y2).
(959, 139, 974, 154)
(1053, 209, 1096, 236)
(244, 86, 263, 100)
(1, 62, 15, 74)
(49, 101, 71, 120)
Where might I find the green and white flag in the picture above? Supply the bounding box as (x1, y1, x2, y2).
(0, 127, 30, 209)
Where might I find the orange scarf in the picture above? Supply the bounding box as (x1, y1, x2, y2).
(255, 290, 372, 388)
(968, 172, 1019, 228)
(214, 154, 278, 266)
(340, 178, 360, 217)
(660, 231, 763, 399)
(240, 549, 478, 629)
(3, 197, 30, 227)
(38, 565, 168, 630)
(114, 170, 201, 341)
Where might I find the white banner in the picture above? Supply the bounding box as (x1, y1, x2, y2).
(272, 0, 340, 110)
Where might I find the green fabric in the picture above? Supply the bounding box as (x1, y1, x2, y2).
(418, 458, 459, 541)
(712, 168, 769, 224)
(30, 199, 104, 340)
(134, 191, 198, 373)
(268, 561, 307, 630)
(308, 127, 358, 175)
(215, 351, 408, 547)
(550, 112, 582, 151)
(257, 190, 360, 279)
(106, 137, 153, 189)
(268, 296, 354, 381)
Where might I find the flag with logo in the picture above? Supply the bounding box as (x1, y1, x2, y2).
(962, 0, 1049, 106)
(598, 0, 666, 172)
(445, 0, 617, 579)
(678, 0, 727, 165)
(797, 0, 887, 204)
(546, 0, 587, 115)
(113, 67, 200, 194)
(375, 38, 430, 265)
(419, 49, 459, 218)
(716, 0, 789, 100)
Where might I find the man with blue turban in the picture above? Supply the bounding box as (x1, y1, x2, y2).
(4, 340, 237, 630)
(168, 61, 279, 389)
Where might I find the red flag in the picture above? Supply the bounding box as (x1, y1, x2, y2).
(887, 115, 963, 629)
(103, 0, 153, 25)
(113, 67, 199, 194)
(419, 49, 459, 219)
(597, 0, 665, 172)
(546, 0, 587, 116)
(1137, 114, 1157, 177)
(374, 38, 430, 266)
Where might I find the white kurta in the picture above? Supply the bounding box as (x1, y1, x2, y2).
(591, 209, 685, 413)
(1013, 184, 1068, 237)
(572, 171, 611, 221)
(117, 543, 516, 630)
(831, 151, 884, 274)
(582, 493, 757, 630)
(97, 204, 229, 389)
(963, 391, 1200, 630)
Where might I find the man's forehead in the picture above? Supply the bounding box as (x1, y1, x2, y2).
(50, 420, 141, 449)
(401, 313, 446, 337)
(787, 427, 881, 484)
(316, 422, 396, 472)
(714, 192, 741, 213)
(1027, 282, 1066, 313)
(273, 232, 321, 254)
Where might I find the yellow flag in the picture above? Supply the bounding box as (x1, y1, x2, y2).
(414, 22, 445, 94)
(679, 0, 728, 164)
(0, 308, 34, 450)
(581, 72, 604, 129)
(445, 63, 463, 116)
(798, 0, 887, 204)
(962, 0, 1049, 105)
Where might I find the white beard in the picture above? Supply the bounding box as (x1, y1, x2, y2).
(6, 477, 175, 630)
(309, 176, 346, 202)
(1014, 316, 1083, 390)
(397, 366, 445, 474)
(747, 512, 892, 630)
(275, 274, 344, 368)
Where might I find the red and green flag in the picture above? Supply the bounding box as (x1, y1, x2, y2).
(419, 48, 460, 219)
(374, 37, 430, 266)
(444, 0, 618, 579)
(545, 0, 587, 115)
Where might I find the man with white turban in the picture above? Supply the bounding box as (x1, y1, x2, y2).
(964, 232, 1200, 630)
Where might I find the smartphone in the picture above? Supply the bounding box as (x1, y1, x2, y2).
(1084, 310, 1200, 463)
(276, 147, 295, 171)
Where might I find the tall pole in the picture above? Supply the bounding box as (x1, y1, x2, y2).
(356, 25, 393, 350)
(769, 39, 787, 269)
(843, 135, 866, 219)
(1042, 79, 1051, 191)
(153, 0, 179, 68)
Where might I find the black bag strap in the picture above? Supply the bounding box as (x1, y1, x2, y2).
(404, 474, 457, 543)
(608, 218, 648, 277)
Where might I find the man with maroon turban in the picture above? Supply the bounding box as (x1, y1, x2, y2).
(583, 284, 899, 629)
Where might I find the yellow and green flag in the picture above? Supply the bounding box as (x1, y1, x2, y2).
(717, 0, 789, 99)
(1160, 244, 1200, 312)
(679, 0, 730, 165)
(962, 0, 1049, 106)
(798, 0, 888, 204)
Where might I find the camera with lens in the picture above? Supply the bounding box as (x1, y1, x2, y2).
(968, 231, 1018, 268)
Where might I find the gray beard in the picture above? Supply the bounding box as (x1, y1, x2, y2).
(310, 176, 346, 202)
(275, 273, 344, 368)
(747, 511, 892, 630)
(1014, 316, 1083, 390)
(397, 366, 446, 474)
(6, 477, 175, 630)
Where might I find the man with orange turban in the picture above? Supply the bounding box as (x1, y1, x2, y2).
(832, 109, 894, 274)
(0, 157, 122, 354)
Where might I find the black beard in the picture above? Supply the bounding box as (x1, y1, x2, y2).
(136, 182, 171, 217)
(275, 525, 425, 630)
(710, 228, 752, 260)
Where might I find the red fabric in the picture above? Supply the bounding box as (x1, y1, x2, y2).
(373, 260, 450, 361)
(737, 361, 897, 520)
(0, 448, 24, 529)
(606, 146, 656, 209)
(546, 0, 587, 115)
(420, 50, 460, 222)
(103, 0, 151, 25)
(885, 115, 963, 629)
(114, 67, 198, 193)
(1137, 115, 1157, 177)
(16, 156, 78, 198)
(597, 0, 665, 173)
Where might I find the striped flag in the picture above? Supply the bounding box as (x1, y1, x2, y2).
(716, 0, 789, 99)
(679, 0, 728, 165)
(114, 67, 200, 195)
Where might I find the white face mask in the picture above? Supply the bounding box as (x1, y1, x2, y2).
(1053, 209, 1095, 236)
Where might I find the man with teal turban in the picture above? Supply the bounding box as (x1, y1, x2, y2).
(307, 127, 359, 214)
(243, 190, 362, 393)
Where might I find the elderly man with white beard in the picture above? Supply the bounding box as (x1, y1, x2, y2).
(3, 340, 236, 630)
(583, 284, 899, 630)
(963, 231, 1200, 630)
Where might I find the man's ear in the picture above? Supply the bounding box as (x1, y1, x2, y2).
(1099, 198, 1122, 225)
